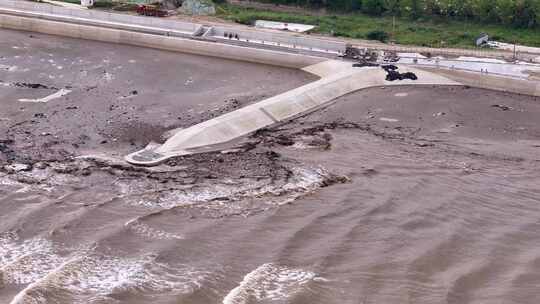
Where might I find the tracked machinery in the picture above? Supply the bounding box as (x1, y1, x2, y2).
(135, 0, 180, 17)
(136, 3, 168, 17)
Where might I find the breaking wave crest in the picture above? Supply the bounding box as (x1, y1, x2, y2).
(0, 232, 64, 286)
(119, 166, 346, 210)
(223, 263, 318, 304)
(1, 233, 210, 304)
(125, 219, 184, 240)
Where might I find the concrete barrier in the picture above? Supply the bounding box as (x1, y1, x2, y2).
(0, 14, 325, 68)
(418, 67, 540, 97)
(210, 26, 346, 54)
(125, 60, 540, 166)
(0, 0, 343, 56)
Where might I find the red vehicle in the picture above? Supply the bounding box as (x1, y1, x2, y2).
(136, 4, 168, 17)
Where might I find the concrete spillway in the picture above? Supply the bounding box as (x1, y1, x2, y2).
(124, 61, 462, 165)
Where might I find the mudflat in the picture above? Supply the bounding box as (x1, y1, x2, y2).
(0, 29, 316, 163)
(2, 29, 540, 304)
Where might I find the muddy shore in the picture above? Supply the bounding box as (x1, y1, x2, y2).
(2, 29, 540, 304)
(0, 28, 316, 165)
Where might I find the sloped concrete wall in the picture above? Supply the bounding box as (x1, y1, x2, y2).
(135, 63, 463, 166)
(0, 14, 325, 68)
(127, 60, 540, 166)
(211, 26, 346, 54)
(419, 67, 540, 97)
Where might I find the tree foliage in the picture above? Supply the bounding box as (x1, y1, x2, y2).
(252, 0, 540, 28)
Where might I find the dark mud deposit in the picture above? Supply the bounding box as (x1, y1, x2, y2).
(2, 29, 540, 304)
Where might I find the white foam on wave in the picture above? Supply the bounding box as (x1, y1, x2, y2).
(52, 254, 205, 297)
(2, 233, 210, 304)
(9, 253, 209, 304)
(0, 232, 64, 285)
(125, 219, 184, 240)
(292, 141, 312, 150)
(252, 167, 331, 198)
(124, 179, 270, 209)
(283, 167, 329, 191)
(223, 263, 317, 304)
(0, 175, 23, 187)
(120, 166, 337, 210)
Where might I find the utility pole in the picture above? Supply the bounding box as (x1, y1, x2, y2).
(392, 15, 396, 42)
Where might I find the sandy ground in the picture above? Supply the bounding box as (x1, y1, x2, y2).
(2, 29, 540, 304)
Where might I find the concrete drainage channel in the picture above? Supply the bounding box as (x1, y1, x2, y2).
(1, 0, 540, 166)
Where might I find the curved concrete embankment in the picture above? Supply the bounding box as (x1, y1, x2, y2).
(125, 61, 462, 165)
(418, 67, 540, 97)
(125, 60, 540, 166)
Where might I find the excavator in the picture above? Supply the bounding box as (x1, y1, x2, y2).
(136, 3, 168, 17)
(136, 0, 177, 17)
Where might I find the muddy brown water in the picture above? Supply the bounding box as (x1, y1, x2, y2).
(2, 29, 540, 304)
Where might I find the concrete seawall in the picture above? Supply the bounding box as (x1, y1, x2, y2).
(0, 14, 324, 69)
(125, 60, 540, 165)
(3, 10, 538, 95)
(419, 67, 540, 97)
(125, 61, 464, 165)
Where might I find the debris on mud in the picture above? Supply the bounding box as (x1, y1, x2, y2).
(0, 148, 350, 218)
(254, 125, 334, 151)
(341, 44, 364, 59)
(4, 163, 32, 173)
(382, 65, 399, 72)
(492, 104, 514, 111)
(0, 139, 16, 163)
(383, 51, 400, 63)
(341, 45, 379, 62)
(352, 61, 379, 68)
(382, 65, 418, 81)
(12, 82, 58, 90)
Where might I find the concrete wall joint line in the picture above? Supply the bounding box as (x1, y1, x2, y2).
(259, 107, 280, 123)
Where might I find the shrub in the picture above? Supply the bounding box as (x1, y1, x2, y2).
(93, 0, 114, 8)
(366, 29, 389, 42)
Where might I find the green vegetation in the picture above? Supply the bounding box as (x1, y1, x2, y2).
(217, 4, 540, 47)
(245, 0, 540, 29)
(93, 0, 115, 8)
